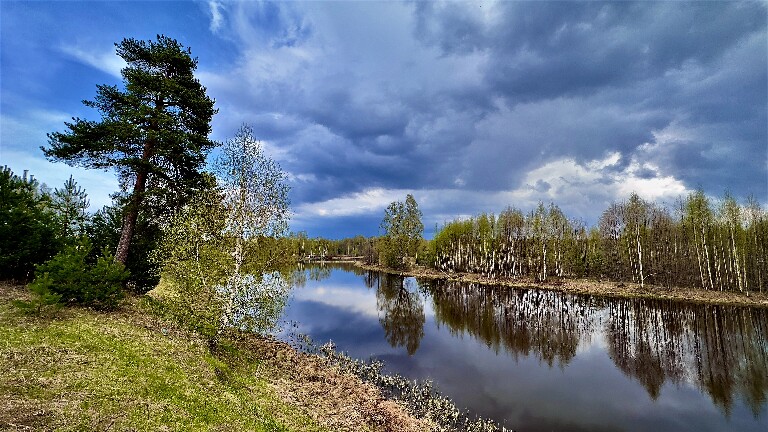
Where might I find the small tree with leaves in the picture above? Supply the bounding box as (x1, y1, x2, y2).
(212, 124, 291, 333)
(157, 186, 231, 341)
(379, 194, 424, 270)
(158, 126, 291, 345)
(213, 124, 290, 276)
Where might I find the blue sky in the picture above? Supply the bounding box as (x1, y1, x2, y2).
(2, 1, 766, 238)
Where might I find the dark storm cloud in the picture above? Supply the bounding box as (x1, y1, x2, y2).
(9, 1, 763, 239)
(200, 1, 765, 235)
(416, 2, 764, 101)
(406, 1, 767, 200)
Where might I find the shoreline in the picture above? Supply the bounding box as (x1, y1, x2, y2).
(343, 260, 768, 309)
(2, 280, 512, 432)
(0, 282, 434, 432)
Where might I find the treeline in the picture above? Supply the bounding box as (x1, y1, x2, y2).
(429, 191, 767, 293)
(289, 194, 424, 271)
(290, 232, 377, 262)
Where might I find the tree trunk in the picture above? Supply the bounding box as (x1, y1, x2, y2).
(636, 224, 644, 288)
(115, 135, 155, 265)
(115, 166, 148, 265)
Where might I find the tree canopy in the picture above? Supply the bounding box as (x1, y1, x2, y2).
(379, 194, 424, 269)
(0, 167, 60, 280)
(44, 35, 217, 265)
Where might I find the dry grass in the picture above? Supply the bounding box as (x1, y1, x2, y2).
(0, 282, 429, 432)
(237, 336, 433, 432)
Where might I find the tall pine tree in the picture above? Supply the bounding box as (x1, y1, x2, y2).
(44, 35, 217, 265)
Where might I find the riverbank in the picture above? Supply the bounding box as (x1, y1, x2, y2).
(0, 282, 430, 432)
(353, 261, 768, 308)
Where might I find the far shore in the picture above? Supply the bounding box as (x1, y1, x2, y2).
(311, 257, 768, 308)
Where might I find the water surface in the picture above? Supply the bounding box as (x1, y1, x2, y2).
(280, 264, 768, 431)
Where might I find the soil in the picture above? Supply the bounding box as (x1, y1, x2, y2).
(237, 335, 433, 432)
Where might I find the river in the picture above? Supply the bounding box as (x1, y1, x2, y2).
(278, 263, 768, 431)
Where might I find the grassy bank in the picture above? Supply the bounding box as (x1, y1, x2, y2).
(0, 283, 428, 432)
(354, 262, 768, 308)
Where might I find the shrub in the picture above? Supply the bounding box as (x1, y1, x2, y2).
(29, 239, 129, 310)
(12, 278, 64, 316)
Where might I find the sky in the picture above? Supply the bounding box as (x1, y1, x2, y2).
(1, 1, 766, 239)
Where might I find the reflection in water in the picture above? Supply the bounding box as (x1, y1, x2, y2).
(427, 279, 596, 368)
(289, 262, 338, 288)
(373, 273, 425, 355)
(361, 272, 767, 417)
(605, 299, 768, 417)
(291, 265, 768, 420)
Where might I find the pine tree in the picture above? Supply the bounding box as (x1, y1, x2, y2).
(51, 175, 89, 240)
(0, 167, 60, 280)
(44, 35, 217, 265)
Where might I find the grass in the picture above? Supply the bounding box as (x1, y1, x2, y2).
(0, 284, 326, 431)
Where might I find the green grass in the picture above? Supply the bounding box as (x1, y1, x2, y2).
(0, 290, 327, 431)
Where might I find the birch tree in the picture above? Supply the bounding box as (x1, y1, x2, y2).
(213, 124, 291, 332)
(159, 126, 291, 345)
(684, 191, 715, 290)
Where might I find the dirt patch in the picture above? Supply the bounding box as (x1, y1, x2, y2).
(0, 283, 30, 302)
(0, 403, 54, 431)
(236, 335, 432, 432)
(355, 262, 768, 308)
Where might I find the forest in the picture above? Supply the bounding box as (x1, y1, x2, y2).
(288, 190, 767, 295)
(428, 192, 767, 293)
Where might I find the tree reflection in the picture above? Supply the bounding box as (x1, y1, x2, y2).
(288, 263, 335, 288)
(425, 280, 595, 367)
(374, 273, 426, 355)
(417, 276, 767, 416)
(605, 299, 768, 417)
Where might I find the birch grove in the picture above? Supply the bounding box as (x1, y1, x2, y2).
(430, 192, 767, 293)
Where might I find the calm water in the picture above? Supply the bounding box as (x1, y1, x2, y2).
(279, 264, 768, 431)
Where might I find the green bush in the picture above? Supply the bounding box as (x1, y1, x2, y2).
(12, 278, 64, 316)
(29, 240, 129, 310)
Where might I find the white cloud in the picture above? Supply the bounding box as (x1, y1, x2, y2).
(513, 153, 690, 218)
(208, 0, 224, 33)
(295, 188, 413, 218)
(292, 285, 379, 318)
(617, 164, 688, 201)
(1, 108, 69, 149)
(59, 45, 125, 78)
